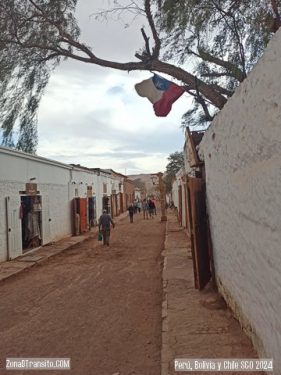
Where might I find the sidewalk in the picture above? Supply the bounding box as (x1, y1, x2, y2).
(0, 212, 127, 283)
(161, 211, 261, 375)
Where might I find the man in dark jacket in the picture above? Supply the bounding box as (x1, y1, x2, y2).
(128, 204, 134, 223)
(98, 210, 115, 246)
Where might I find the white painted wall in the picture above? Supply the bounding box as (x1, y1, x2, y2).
(134, 189, 141, 200)
(0, 149, 125, 262)
(95, 172, 111, 217)
(171, 178, 179, 211)
(176, 168, 187, 228)
(70, 168, 99, 200)
(183, 136, 193, 176)
(199, 30, 281, 370)
(70, 169, 124, 220)
(0, 147, 72, 261)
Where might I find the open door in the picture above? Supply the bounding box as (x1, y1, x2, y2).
(188, 178, 211, 290)
(6, 196, 22, 260)
(42, 195, 52, 245)
(178, 185, 183, 225)
(88, 196, 97, 228)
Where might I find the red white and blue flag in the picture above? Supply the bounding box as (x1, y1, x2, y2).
(135, 74, 185, 117)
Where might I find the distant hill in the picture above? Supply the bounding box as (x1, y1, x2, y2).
(128, 173, 157, 194)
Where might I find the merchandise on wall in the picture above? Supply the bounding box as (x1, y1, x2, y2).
(21, 195, 42, 252)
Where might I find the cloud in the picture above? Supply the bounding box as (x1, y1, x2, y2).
(106, 85, 125, 95)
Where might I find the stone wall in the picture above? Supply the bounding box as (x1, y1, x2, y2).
(199, 30, 281, 369)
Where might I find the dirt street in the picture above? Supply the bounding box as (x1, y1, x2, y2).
(0, 212, 165, 375)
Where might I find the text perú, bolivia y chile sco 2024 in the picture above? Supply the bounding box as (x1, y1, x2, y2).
(174, 358, 273, 372)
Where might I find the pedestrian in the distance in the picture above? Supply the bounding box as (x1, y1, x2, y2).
(148, 199, 155, 219)
(142, 199, 149, 220)
(98, 210, 115, 246)
(128, 204, 135, 223)
(152, 198, 157, 215)
(137, 200, 142, 213)
(133, 199, 138, 214)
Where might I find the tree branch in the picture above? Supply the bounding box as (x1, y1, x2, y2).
(270, 0, 281, 20)
(141, 27, 151, 57)
(209, 0, 247, 79)
(144, 0, 161, 58)
(198, 48, 245, 82)
(2, 0, 227, 111)
(91, 1, 145, 20)
(209, 84, 233, 97)
(270, 0, 281, 32)
(194, 78, 214, 121)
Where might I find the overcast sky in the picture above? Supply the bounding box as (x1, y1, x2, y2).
(37, 0, 191, 175)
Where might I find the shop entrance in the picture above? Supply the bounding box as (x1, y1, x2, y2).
(21, 195, 42, 252)
(88, 196, 97, 227)
(102, 195, 111, 214)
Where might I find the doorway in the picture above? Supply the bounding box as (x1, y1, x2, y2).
(21, 195, 42, 252)
(187, 177, 211, 290)
(88, 196, 97, 227)
(102, 195, 111, 214)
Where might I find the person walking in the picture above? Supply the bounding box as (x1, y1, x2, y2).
(152, 198, 157, 215)
(98, 210, 115, 246)
(133, 199, 138, 214)
(128, 204, 134, 223)
(137, 200, 142, 213)
(148, 199, 155, 219)
(142, 199, 149, 220)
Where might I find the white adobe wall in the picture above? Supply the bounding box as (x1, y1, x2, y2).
(134, 189, 141, 200)
(0, 149, 125, 262)
(176, 168, 187, 228)
(199, 30, 281, 369)
(70, 169, 98, 200)
(95, 173, 123, 217)
(171, 178, 179, 210)
(0, 149, 71, 261)
(183, 136, 193, 176)
(96, 173, 110, 217)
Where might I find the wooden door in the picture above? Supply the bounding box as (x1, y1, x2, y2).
(42, 195, 52, 245)
(178, 185, 183, 226)
(79, 198, 88, 233)
(6, 196, 22, 260)
(188, 178, 211, 290)
(120, 193, 124, 213)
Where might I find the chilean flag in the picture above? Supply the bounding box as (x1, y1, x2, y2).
(135, 74, 185, 117)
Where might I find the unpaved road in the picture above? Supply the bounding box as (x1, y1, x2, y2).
(0, 213, 165, 375)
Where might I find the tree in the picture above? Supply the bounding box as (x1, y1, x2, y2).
(164, 151, 184, 193)
(156, 0, 281, 126)
(0, 0, 280, 150)
(0, 0, 78, 152)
